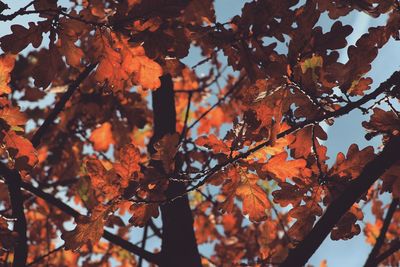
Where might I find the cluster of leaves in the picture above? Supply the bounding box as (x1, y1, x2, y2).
(0, 0, 399, 266)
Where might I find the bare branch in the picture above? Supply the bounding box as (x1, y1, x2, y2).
(2, 167, 28, 267)
(185, 75, 245, 133)
(27, 245, 64, 266)
(364, 198, 399, 267)
(373, 240, 400, 266)
(31, 63, 97, 147)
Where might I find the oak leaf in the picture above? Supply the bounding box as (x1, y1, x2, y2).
(57, 17, 85, 68)
(331, 205, 363, 240)
(152, 133, 179, 173)
(127, 46, 163, 90)
(195, 134, 231, 155)
(329, 144, 374, 180)
(129, 203, 159, 227)
(221, 168, 270, 222)
(0, 21, 50, 54)
(0, 106, 27, 127)
(89, 122, 115, 152)
(288, 203, 322, 241)
(0, 54, 15, 95)
(1, 130, 38, 170)
(62, 205, 108, 250)
(362, 107, 400, 137)
(85, 158, 119, 199)
(381, 164, 400, 198)
(236, 173, 270, 222)
(262, 151, 310, 181)
(114, 144, 141, 188)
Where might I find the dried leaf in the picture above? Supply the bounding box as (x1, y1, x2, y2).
(62, 205, 108, 250)
(129, 203, 159, 227)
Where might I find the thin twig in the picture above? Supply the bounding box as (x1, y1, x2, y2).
(364, 198, 399, 267)
(179, 92, 193, 144)
(31, 63, 97, 147)
(138, 225, 149, 267)
(186, 75, 245, 132)
(373, 239, 400, 266)
(27, 245, 64, 266)
(13, 175, 161, 264)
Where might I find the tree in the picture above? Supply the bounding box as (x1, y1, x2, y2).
(0, 0, 399, 266)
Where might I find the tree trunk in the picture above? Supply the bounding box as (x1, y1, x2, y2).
(150, 74, 201, 267)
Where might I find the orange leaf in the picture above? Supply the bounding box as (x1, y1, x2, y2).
(329, 144, 374, 179)
(195, 134, 231, 155)
(2, 130, 37, 170)
(236, 173, 270, 222)
(221, 167, 269, 222)
(128, 46, 163, 90)
(263, 152, 309, 181)
(0, 106, 27, 127)
(0, 54, 15, 95)
(85, 158, 119, 199)
(89, 122, 115, 152)
(57, 18, 85, 68)
(114, 144, 141, 188)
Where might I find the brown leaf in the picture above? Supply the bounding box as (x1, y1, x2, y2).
(62, 205, 107, 250)
(129, 203, 159, 227)
(0, 21, 50, 54)
(329, 144, 374, 180)
(152, 133, 179, 173)
(85, 158, 119, 199)
(331, 205, 363, 240)
(195, 134, 231, 155)
(363, 107, 400, 137)
(57, 17, 85, 68)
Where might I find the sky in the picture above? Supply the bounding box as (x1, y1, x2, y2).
(1, 1, 400, 266)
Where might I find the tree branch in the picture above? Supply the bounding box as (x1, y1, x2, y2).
(279, 136, 400, 267)
(2, 166, 28, 267)
(364, 198, 399, 267)
(16, 178, 161, 264)
(127, 70, 400, 205)
(27, 245, 64, 266)
(148, 219, 162, 238)
(186, 75, 245, 132)
(373, 239, 400, 266)
(182, 70, 400, 197)
(31, 63, 97, 147)
(137, 224, 149, 267)
(0, 64, 96, 266)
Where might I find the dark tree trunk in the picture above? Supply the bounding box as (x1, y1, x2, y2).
(150, 74, 201, 267)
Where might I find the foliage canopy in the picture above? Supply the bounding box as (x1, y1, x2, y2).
(0, 0, 399, 266)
